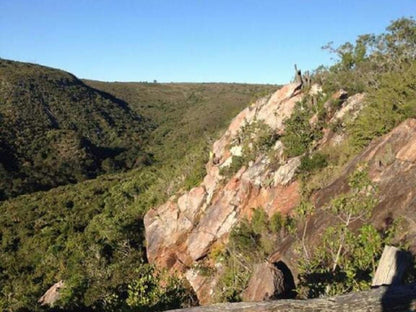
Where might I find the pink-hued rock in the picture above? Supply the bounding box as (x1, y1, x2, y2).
(395, 129, 416, 163)
(38, 280, 64, 307)
(332, 93, 365, 122)
(211, 83, 303, 167)
(242, 263, 285, 301)
(144, 83, 308, 303)
(177, 186, 207, 220)
(144, 85, 416, 305)
(256, 83, 303, 130)
(144, 83, 367, 303)
(185, 268, 219, 305)
(187, 167, 247, 260)
(320, 92, 366, 147)
(273, 157, 301, 186)
(145, 83, 305, 271)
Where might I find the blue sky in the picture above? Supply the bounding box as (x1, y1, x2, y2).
(0, 1, 414, 84)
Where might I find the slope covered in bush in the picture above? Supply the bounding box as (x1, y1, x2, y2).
(0, 59, 150, 200)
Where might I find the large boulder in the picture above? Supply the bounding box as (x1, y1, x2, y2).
(242, 262, 285, 301)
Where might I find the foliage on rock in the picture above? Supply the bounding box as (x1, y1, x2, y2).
(280, 95, 326, 158)
(216, 209, 294, 302)
(296, 169, 398, 298)
(126, 263, 196, 311)
(220, 121, 278, 178)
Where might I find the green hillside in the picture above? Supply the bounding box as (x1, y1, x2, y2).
(0, 59, 150, 200)
(84, 81, 276, 165)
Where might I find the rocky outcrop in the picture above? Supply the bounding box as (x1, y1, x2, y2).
(209, 82, 303, 168)
(144, 83, 305, 273)
(314, 118, 416, 247)
(144, 83, 371, 304)
(268, 118, 416, 283)
(320, 92, 365, 147)
(331, 93, 365, 122)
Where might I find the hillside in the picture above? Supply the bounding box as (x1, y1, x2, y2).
(83, 81, 277, 165)
(0, 60, 276, 201)
(0, 59, 150, 200)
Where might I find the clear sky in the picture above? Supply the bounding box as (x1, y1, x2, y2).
(0, 0, 414, 84)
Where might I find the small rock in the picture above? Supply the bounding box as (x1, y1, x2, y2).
(273, 157, 301, 186)
(38, 280, 64, 307)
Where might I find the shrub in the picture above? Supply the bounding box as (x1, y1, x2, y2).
(296, 168, 396, 298)
(126, 263, 195, 311)
(281, 98, 324, 158)
(298, 153, 328, 174)
(216, 208, 294, 302)
(348, 61, 416, 148)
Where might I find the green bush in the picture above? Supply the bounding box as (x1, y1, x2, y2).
(348, 61, 416, 148)
(281, 98, 324, 158)
(126, 263, 195, 311)
(316, 18, 416, 95)
(298, 153, 328, 174)
(296, 168, 396, 298)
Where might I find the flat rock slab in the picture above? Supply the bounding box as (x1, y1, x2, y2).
(166, 283, 416, 312)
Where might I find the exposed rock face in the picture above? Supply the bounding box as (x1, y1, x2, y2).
(185, 268, 219, 304)
(267, 118, 416, 282)
(38, 280, 64, 307)
(144, 83, 304, 272)
(314, 119, 416, 246)
(332, 93, 365, 123)
(241, 262, 285, 302)
(145, 73, 416, 307)
(144, 83, 370, 304)
(320, 92, 366, 147)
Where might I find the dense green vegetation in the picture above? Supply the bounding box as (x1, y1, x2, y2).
(314, 17, 416, 148)
(84, 80, 276, 168)
(280, 94, 326, 158)
(0, 59, 151, 200)
(0, 62, 276, 311)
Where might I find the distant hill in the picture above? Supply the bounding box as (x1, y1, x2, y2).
(84, 80, 278, 165)
(0, 59, 150, 200)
